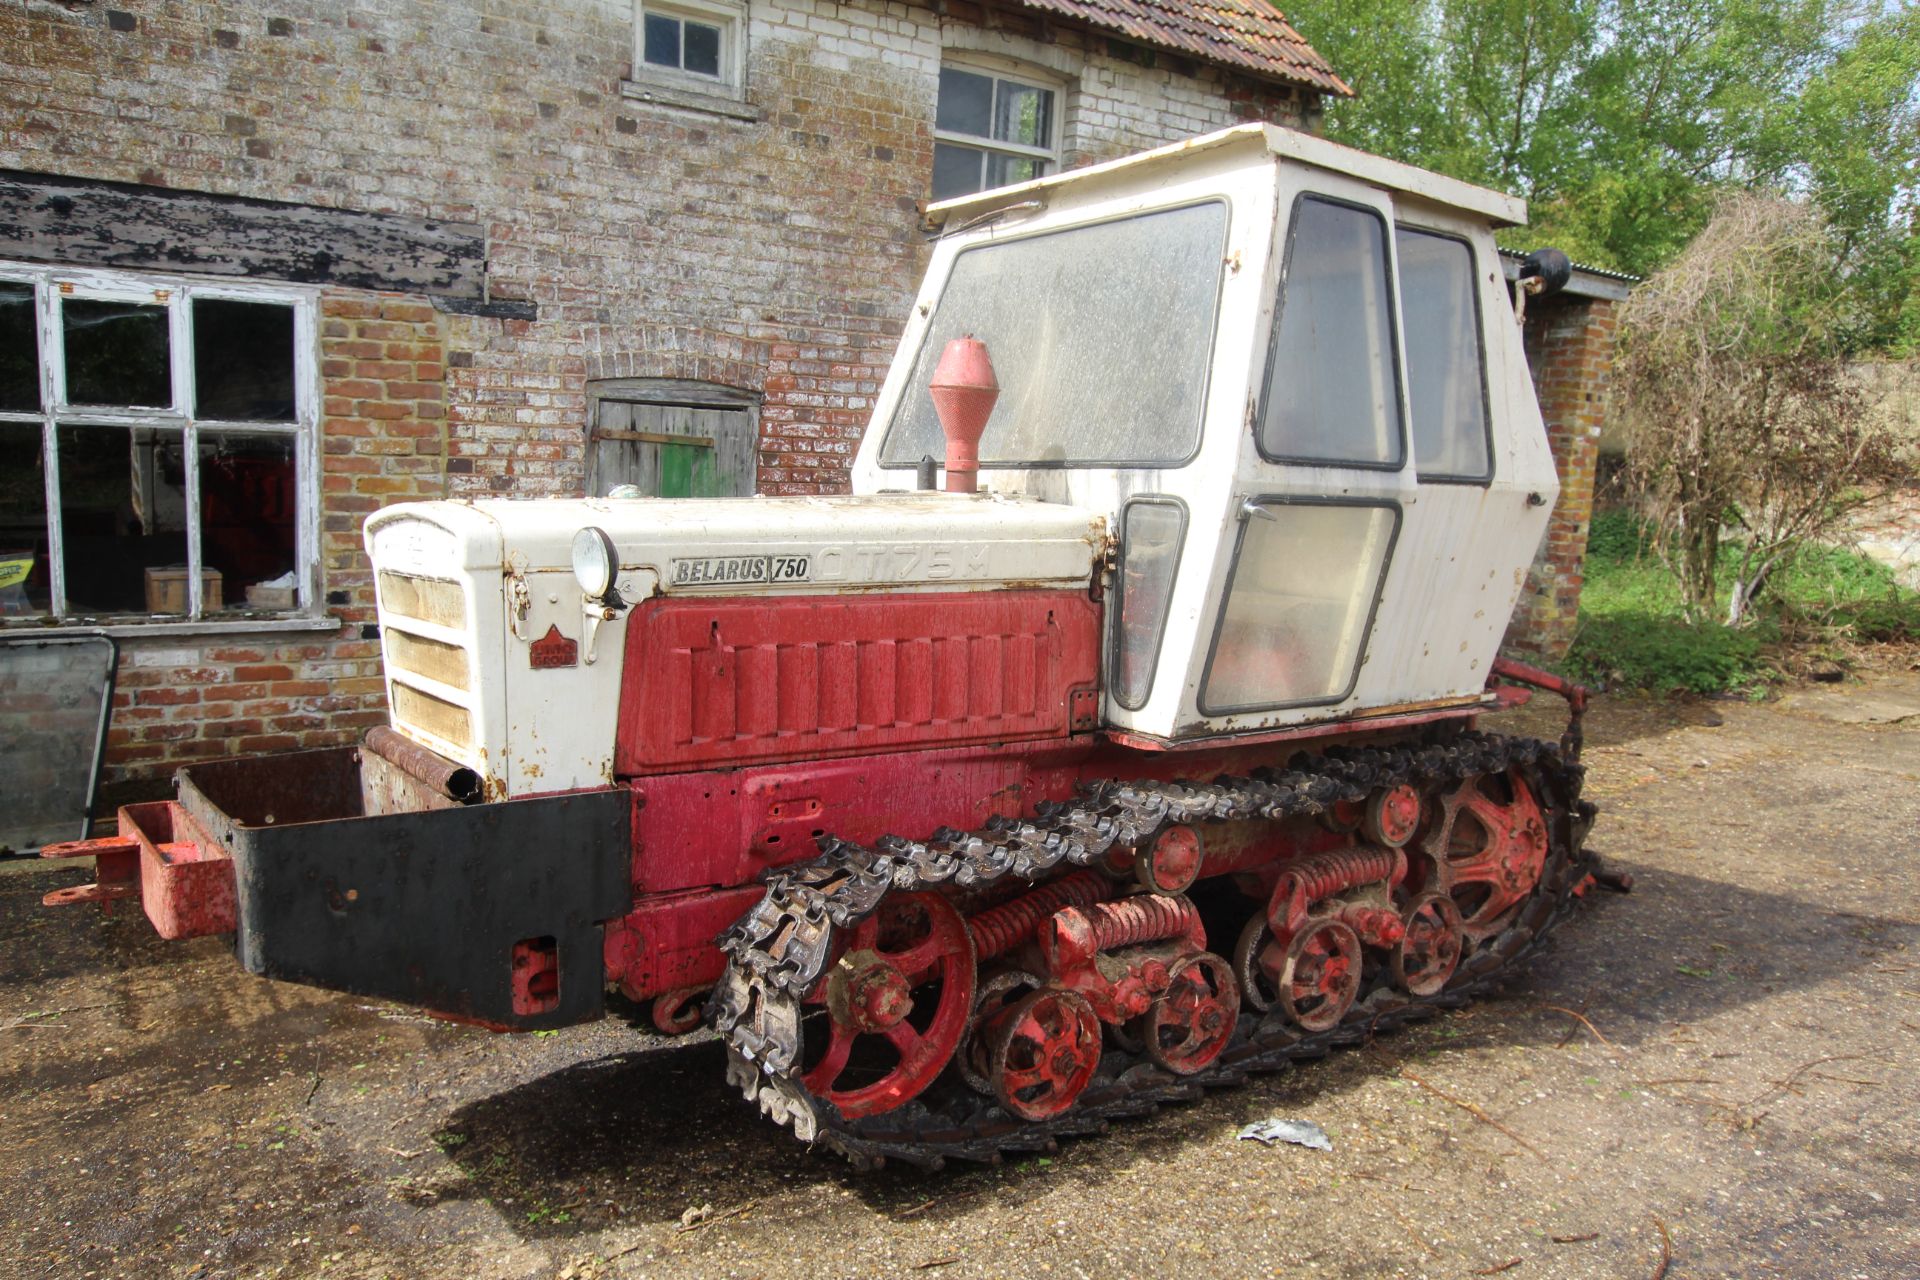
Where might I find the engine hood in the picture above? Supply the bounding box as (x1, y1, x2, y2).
(363, 490, 1106, 595)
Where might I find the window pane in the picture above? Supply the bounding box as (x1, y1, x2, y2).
(200, 432, 298, 611)
(1203, 502, 1397, 712)
(194, 299, 296, 422)
(984, 152, 1046, 190)
(0, 422, 50, 616)
(881, 201, 1228, 467)
(63, 299, 173, 409)
(994, 81, 1052, 147)
(682, 20, 720, 76)
(643, 13, 681, 67)
(1258, 198, 1403, 467)
(1113, 501, 1184, 709)
(936, 67, 993, 137)
(58, 424, 188, 615)
(1396, 228, 1490, 479)
(0, 283, 38, 413)
(931, 142, 985, 201)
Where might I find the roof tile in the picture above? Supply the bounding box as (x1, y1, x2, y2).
(1011, 0, 1352, 96)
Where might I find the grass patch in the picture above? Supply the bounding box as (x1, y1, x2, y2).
(1562, 510, 1920, 694)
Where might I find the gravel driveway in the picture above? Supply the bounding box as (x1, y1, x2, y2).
(4, 668, 1916, 1279)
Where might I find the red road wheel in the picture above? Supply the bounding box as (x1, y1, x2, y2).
(1362, 783, 1423, 848)
(1138, 825, 1204, 894)
(1390, 892, 1463, 996)
(960, 968, 1041, 1094)
(1144, 952, 1240, 1075)
(1278, 918, 1361, 1032)
(988, 988, 1102, 1121)
(799, 891, 976, 1119)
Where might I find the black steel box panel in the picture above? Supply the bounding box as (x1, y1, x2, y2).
(175, 749, 630, 1030)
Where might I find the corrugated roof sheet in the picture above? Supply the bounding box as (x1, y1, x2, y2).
(1011, 0, 1353, 96)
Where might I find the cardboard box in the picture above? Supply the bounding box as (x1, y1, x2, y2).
(144, 566, 223, 614)
(245, 582, 297, 610)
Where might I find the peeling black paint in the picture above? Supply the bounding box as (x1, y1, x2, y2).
(0, 170, 486, 300)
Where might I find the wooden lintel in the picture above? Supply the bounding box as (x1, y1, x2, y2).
(0, 169, 486, 300)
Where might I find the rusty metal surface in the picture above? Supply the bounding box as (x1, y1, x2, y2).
(1009, 0, 1352, 95)
(358, 746, 464, 818)
(39, 801, 235, 939)
(363, 726, 481, 805)
(175, 748, 630, 1031)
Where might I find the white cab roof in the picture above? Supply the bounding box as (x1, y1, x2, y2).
(927, 122, 1528, 229)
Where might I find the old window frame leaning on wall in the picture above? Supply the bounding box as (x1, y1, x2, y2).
(0, 262, 319, 628)
(932, 60, 1062, 200)
(631, 0, 747, 100)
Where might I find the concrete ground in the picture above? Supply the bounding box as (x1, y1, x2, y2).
(3, 666, 1917, 1280)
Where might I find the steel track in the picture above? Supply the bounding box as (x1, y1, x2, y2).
(710, 730, 1598, 1170)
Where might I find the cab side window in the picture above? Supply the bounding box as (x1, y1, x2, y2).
(1257, 196, 1403, 470)
(1395, 227, 1492, 482)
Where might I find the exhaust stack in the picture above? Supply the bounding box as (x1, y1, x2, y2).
(928, 336, 998, 494)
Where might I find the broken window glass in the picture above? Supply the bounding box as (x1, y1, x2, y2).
(62, 298, 173, 409)
(0, 421, 49, 616)
(198, 432, 298, 611)
(194, 299, 296, 422)
(0, 282, 38, 413)
(57, 424, 189, 615)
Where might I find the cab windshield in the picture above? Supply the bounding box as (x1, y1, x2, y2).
(879, 201, 1228, 469)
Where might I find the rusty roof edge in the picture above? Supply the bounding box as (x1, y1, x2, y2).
(1004, 0, 1356, 96)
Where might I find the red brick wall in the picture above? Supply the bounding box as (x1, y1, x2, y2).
(0, 0, 1324, 806)
(1507, 295, 1615, 658)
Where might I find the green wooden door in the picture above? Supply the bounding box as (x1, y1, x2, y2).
(590, 396, 755, 498)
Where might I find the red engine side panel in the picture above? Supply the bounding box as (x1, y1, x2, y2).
(614, 590, 1101, 776)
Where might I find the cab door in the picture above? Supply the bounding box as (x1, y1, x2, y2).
(1196, 171, 1415, 727)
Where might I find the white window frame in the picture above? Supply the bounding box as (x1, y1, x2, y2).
(629, 0, 748, 106)
(932, 57, 1064, 199)
(0, 261, 322, 631)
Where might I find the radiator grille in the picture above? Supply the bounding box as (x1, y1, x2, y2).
(385, 630, 470, 691)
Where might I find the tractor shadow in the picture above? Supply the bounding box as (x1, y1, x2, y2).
(434, 860, 1917, 1242)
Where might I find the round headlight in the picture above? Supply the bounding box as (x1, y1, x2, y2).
(571, 526, 618, 599)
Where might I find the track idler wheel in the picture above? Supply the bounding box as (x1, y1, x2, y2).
(1390, 893, 1464, 996)
(1279, 918, 1361, 1032)
(987, 988, 1103, 1121)
(1362, 783, 1423, 848)
(799, 891, 976, 1119)
(1143, 952, 1239, 1075)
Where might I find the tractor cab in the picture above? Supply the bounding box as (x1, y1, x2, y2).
(850, 122, 1559, 744)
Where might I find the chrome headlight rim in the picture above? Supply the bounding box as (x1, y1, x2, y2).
(570, 526, 618, 599)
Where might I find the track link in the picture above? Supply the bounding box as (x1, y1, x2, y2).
(709, 731, 1598, 1169)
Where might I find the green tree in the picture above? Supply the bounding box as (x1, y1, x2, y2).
(1283, 0, 1920, 340)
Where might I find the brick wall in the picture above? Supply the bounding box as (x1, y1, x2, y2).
(1507, 295, 1616, 659)
(0, 0, 1324, 801)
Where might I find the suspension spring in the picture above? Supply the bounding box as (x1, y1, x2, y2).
(1045, 893, 1205, 972)
(1277, 845, 1399, 903)
(968, 869, 1115, 962)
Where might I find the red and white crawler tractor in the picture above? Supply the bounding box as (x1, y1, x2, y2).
(47, 124, 1612, 1167)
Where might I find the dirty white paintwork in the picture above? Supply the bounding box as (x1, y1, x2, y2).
(851, 123, 1556, 742)
(364, 493, 1104, 796)
(364, 121, 1557, 796)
